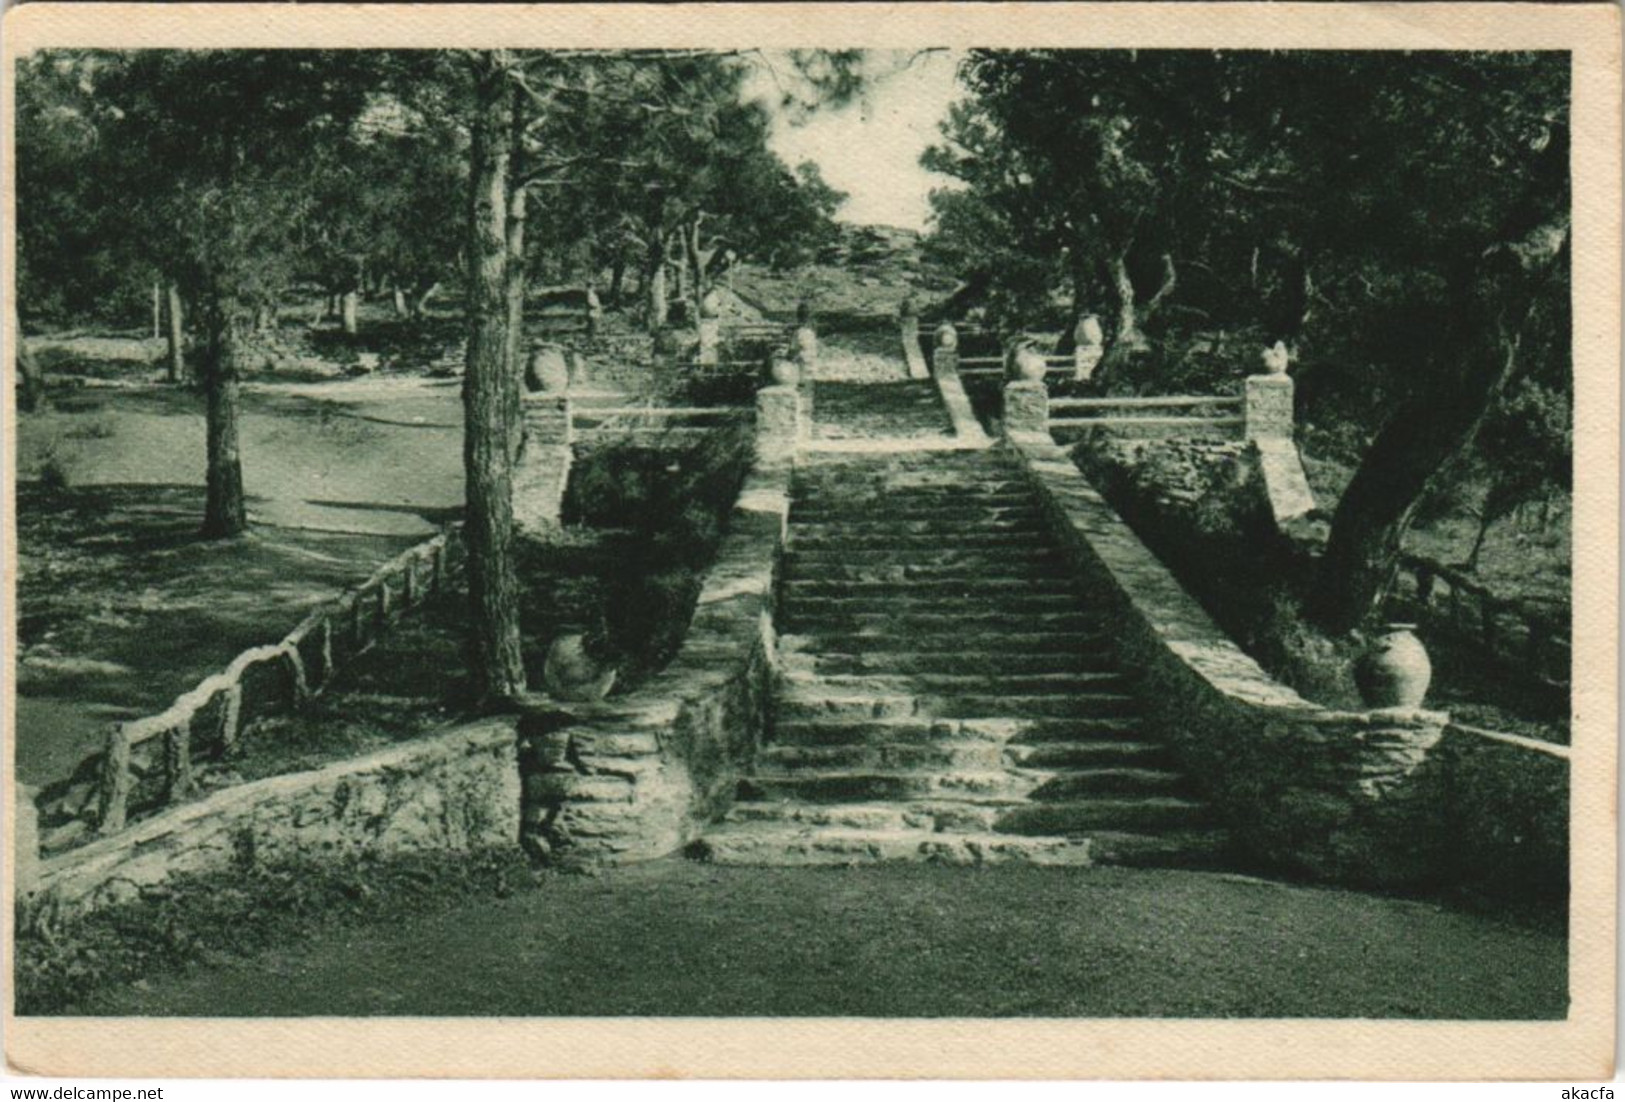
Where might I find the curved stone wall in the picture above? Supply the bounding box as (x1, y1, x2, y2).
(1007, 434, 1566, 895)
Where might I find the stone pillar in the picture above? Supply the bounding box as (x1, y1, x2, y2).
(1002, 379, 1049, 438)
(697, 318, 721, 366)
(1245, 373, 1295, 441)
(514, 395, 573, 536)
(932, 322, 959, 378)
(755, 384, 801, 466)
(900, 295, 928, 380)
(15, 783, 39, 899)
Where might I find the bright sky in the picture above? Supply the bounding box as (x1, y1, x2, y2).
(748, 50, 965, 232)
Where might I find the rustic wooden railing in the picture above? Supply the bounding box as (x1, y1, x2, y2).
(1393, 553, 1570, 688)
(87, 528, 465, 837)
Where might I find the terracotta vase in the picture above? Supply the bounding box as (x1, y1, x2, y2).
(934, 322, 959, 351)
(526, 345, 570, 393)
(1075, 314, 1104, 350)
(1012, 344, 1048, 383)
(1354, 624, 1432, 709)
(794, 326, 819, 364)
(700, 288, 723, 320)
(543, 633, 617, 702)
(770, 356, 800, 387)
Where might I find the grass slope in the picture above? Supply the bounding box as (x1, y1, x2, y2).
(72, 860, 1566, 1020)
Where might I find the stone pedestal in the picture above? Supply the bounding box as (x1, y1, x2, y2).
(1002, 379, 1049, 437)
(514, 396, 573, 535)
(756, 385, 801, 465)
(932, 345, 959, 378)
(697, 318, 721, 366)
(1244, 373, 1295, 441)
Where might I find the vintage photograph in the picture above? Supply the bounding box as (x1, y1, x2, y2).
(2, 2, 1617, 1082)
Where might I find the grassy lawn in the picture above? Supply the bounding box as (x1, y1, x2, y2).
(13, 382, 468, 785)
(73, 860, 1566, 1020)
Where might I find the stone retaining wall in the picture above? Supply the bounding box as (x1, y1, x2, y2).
(1008, 434, 1567, 895)
(516, 449, 792, 868)
(25, 719, 520, 915)
(34, 528, 466, 855)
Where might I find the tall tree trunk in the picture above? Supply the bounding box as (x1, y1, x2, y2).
(461, 56, 527, 703)
(152, 282, 161, 341)
(1105, 252, 1147, 353)
(165, 282, 185, 383)
(340, 290, 359, 336)
(644, 234, 668, 333)
(14, 300, 46, 412)
(608, 256, 626, 307)
(392, 286, 409, 319)
(503, 83, 529, 403)
(1311, 196, 1569, 634)
(200, 294, 248, 539)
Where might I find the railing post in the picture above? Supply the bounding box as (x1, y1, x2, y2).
(900, 295, 928, 379)
(932, 321, 959, 379)
(515, 394, 573, 537)
(698, 312, 721, 367)
(755, 378, 802, 466)
(1002, 377, 1050, 438)
(1245, 345, 1295, 442)
(163, 722, 195, 803)
(97, 726, 133, 835)
(16, 783, 39, 898)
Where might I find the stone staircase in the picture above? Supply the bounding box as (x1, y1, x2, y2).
(812, 380, 953, 441)
(691, 445, 1231, 868)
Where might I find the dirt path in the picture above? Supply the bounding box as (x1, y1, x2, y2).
(83, 860, 1565, 1019)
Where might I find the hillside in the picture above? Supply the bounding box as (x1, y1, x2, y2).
(726, 222, 958, 323)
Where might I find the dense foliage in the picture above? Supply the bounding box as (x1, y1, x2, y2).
(925, 50, 1571, 631)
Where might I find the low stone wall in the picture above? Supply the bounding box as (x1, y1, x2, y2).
(1007, 434, 1567, 895)
(35, 528, 466, 855)
(26, 719, 521, 915)
(516, 455, 791, 868)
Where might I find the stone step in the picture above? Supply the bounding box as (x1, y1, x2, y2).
(781, 562, 1077, 586)
(770, 716, 1148, 747)
(786, 497, 1027, 516)
(784, 546, 1063, 567)
(780, 610, 1099, 635)
(759, 741, 1012, 772)
(1004, 739, 1172, 768)
(739, 769, 1039, 803)
(759, 740, 1170, 773)
(779, 631, 1108, 655)
(992, 796, 1211, 835)
(776, 690, 1143, 722)
(779, 670, 1130, 695)
(791, 517, 1048, 539)
(782, 577, 1081, 599)
(790, 532, 1055, 551)
(790, 503, 1044, 525)
(781, 593, 1082, 617)
(793, 484, 1030, 504)
(784, 650, 1115, 677)
(1028, 767, 1190, 799)
(688, 824, 1096, 867)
